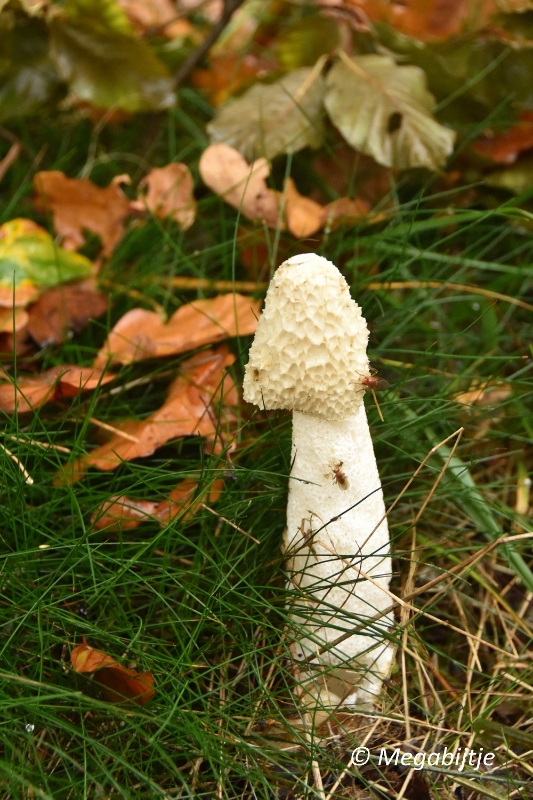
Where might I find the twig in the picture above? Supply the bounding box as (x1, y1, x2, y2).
(0, 141, 21, 183)
(173, 0, 246, 88)
(88, 417, 140, 444)
(201, 503, 260, 543)
(0, 442, 33, 484)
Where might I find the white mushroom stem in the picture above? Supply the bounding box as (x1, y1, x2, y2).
(243, 253, 394, 710)
(285, 408, 393, 709)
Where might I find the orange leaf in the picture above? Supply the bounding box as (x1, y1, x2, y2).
(0, 364, 114, 413)
(94, 293, 260, 367)
(33, 172, 132, 256)
(284, 178, 323, 238)
(71, 640, 155, 705)
(27, 285, 108, 347)
(92, 477, 224, 531)
(193, 53, 272, 106)
(473, 112, 533, 164)
(320, 196, 371, 228)
(78, 347, 237, 473)
(199, 144, 284, 229)
(117, 0, 194, 37)
(131, 163, 196, 229)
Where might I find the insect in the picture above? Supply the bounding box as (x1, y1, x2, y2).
(360, 369, 389, 391)
(332, 461, 349, 491)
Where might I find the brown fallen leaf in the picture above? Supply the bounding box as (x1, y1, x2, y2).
(77, 346, 237, 473)
(0, 307, 29, 334)
(199, 144, 284, 229)
(117, 0, 194, 37)
(320, 196, 371, 228)
(473, 111, 533, 164)
(94, 293, 260, 367)
(284, 177, 323, 238)
(92, 476, 224, 531)
(454, 381, 512, 407)
(71, 638, 155, 705)
(27, 285, 108, 346)
(130, 163, 196, 230)
(193, 53, 273, 106)
(0, 364, 114, 414)
(33, 171, 132, 256)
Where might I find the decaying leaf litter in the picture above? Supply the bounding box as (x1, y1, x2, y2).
(0, 0, 533, 798)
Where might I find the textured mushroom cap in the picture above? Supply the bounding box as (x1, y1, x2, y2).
(243, 254, 370, 419)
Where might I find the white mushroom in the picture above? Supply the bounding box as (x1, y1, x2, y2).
(243, 253, 394, 710)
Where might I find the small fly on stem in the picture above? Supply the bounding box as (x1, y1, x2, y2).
(360, 368, 389, 421)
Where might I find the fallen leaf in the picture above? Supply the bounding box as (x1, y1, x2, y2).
(27, 285, 108, 346)
(199, 144, 284, 229)
(324, 53, 456, 171)
(474, 112, 533, 163)
(347, 0, 472, 41)
(0, 307, 29, 334)
(131, 163, 196, 230)
(193, 53, 272, 106)
(71, 639, 155, 705)
(284, 177, 323, 238)
(48, 11, 175, 113)
(454, 381, 512, 406)
(485, 156, 533, 194)
(117, 0, 194, 37)
(33, 171, 132, 256)
(77, 347, 237, 472)
(320, 196, 372, 227)
(94, 292, 260, 367)
(207, 67, 325, 160)
(0, 218, 94, 307)
(0, 364, 113, 414)
(92, 476, 224, 531)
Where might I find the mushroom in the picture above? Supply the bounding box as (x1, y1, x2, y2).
(243, 254, 393, 710)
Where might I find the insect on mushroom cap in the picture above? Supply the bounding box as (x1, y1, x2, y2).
(243, 253, 370, 420)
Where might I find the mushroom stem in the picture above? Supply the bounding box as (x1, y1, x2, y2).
(285, 407, 393, 709)
(243, 253, 394, 710)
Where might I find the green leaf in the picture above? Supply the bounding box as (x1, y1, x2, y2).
(0, 218, 93, 307)
(49, 17, 175, 112)
(324, 52, 456, 171)
(207, 66, 325, 161)
(0, 11, 62, 122)
(276, 16, 340, 71)
(62, 0, 135, 36)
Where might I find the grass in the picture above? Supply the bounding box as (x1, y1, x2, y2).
(0, 97, 533, 799)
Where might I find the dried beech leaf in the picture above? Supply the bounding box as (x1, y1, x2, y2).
(207, 67, 325, 160)
(95, 292, 260, 366)
(117, 0, 194, 37)
(473, 111, 533, 163)
(78, 347, 237, 472)
(193, 53, 271, 106)
(71, 639, 155, 705)
(131, 163, 196, 230)
(325, 53, 456, 171)
(34, 171, 132, 256)
(0, 218, 93, 307)
(320, 196, 372, 228)
(284, 177, 323, 238)
(199, 144, 284, 229)
(92, 477, 224, 531)
(27, 285, 108, 346)
(0, 364, 113, 413)
(0, 307, 29, 334)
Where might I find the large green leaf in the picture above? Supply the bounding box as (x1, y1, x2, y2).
(0, 218, 93, 307)
(324, 52, 456, 171)
(0, 11, 62, 122)
(207, 67, 325, 161)
(48, 15, 175, 112)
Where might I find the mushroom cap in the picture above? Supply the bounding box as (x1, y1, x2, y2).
(243, 253, 370, 420)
